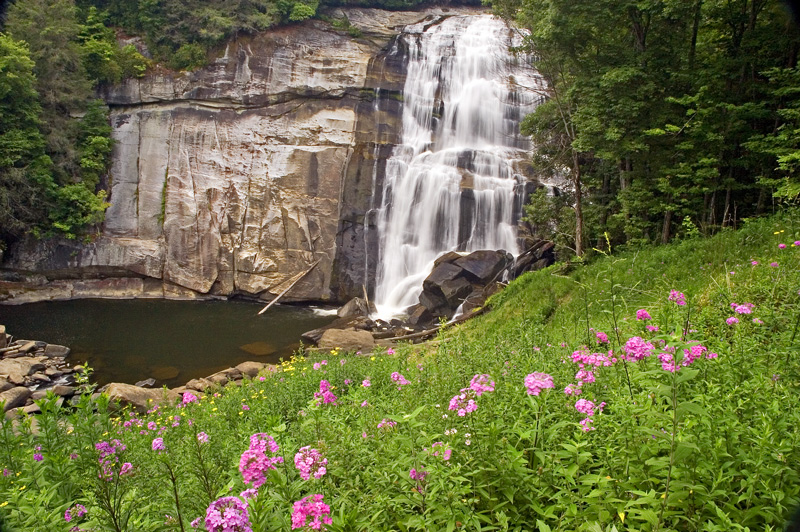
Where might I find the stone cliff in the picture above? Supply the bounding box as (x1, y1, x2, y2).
(0, 6, 522, 305)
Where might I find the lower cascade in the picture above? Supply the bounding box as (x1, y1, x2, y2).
(372, 14, 544, 317)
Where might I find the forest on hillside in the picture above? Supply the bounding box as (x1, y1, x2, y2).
(0, 0, 798, 254)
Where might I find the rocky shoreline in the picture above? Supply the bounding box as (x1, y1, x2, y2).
(0, 324, 279, 420)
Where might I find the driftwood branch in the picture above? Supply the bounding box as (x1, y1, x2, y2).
(257, 260, 321, 315)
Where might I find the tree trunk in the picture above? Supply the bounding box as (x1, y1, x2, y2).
(689, 0, 703, 71)
(572, 151, 584, 257)
(722, 187, 732, 227)
(661, 210, 673, 244)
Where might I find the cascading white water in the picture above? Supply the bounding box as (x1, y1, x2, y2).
(373, 14, 543, 317)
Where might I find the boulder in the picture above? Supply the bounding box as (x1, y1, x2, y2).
(236, 361, 266, 379)
(0, 378, 13, 393)
(454, 250, 513, 284)
(407, 304, 433, 326)
(17, 341, 37, 353)
(44, 344, 70, 358)
(0, 325, 5, 349)
(52, 385, 76, 397)
(422, 262, 463, 295)
(135, 378, 156, 387)
(184, 378, 215, 392)
(104, 383, 179, 413)
(0, 358, 46, 382)
(318, 329, 375, 352)
(239, 342, 276, 357)
(337, 297, 375, 318)
(0, 387, 32, 411)
(439, 277, 474, 307)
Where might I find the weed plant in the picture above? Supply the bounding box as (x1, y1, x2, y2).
(1, 211, 799, 531)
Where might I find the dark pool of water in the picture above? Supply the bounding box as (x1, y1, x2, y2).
(0, 299, 337, 388)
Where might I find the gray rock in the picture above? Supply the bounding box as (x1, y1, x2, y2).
(0, 358, 46, 378)
(135, 378, 156, 388)
(31, 372, 51, 383)
(0, 387, 32, 411)
(23, 403, 41, 415)
(104, 383, 180, 413)
(0, 325, 5, 349)
(0, 378, 13, 393)
(318, 329, 375, 352)
(44, 344, 70, 357)
(454, 250, 513, 284)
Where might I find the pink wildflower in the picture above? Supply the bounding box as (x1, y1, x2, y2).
(779, 243, 787, 249)
(391, 372, 410, 388)
(377, 418, 397, 429)
(362, 378, 371, 387)
(595, 331, 609, 344)
(623, 336, 655, 361)
(668, 290, 686, 306)
(448, 390, 478, 416)
(771, 262, 779, 267)
(726, 316, 739, 325)
(469, 374, 495, 396)
(646, 325, 659, 332)
(294, 446, 327, 480)
(291, 494, 331, 530)
(152, 438, 166, 452)
(239, 433, 284, 488)
(313, 380, 337, 405)
(524, 372, 555, 396)
(206, 497, 251, 532)
(182, 392, 199, 405)
(636, 309, 652, 321)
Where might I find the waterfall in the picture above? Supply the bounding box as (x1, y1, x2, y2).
(372, 14, 543, 317)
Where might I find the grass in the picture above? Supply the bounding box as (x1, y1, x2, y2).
(1, 209, 799, 532)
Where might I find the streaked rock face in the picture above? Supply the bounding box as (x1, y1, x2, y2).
(0, 7, 509, 304)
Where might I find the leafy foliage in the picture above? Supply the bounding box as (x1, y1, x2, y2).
(495, 0, 800, 255)
(1, 210, 799, 531)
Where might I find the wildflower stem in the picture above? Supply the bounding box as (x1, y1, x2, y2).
(655, 370, 679, 532)
(788, 310, 800, 365)
(164, 460, 186, 532)
(609, 263, 635, 402)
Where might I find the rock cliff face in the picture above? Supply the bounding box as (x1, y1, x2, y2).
(0, 7, 519, 305)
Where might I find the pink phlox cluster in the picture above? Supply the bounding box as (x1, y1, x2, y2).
(469, 374, 495, 396)
(391, 372, 411, 389)
(64, 504, 87, 523)
(574, 369, 595, 385)
(291, 494, 332, 530)
(197, 432, 209, 444)
(428, 441, 452, 461)
(240, 488, 258, 501)
(574, 399, 606, 432)
(205, 496, 252, 532)
(448, 389, 478, 416)
(726, 316, 739, 325)
(564, 384, 581, 396)
(623, 336, 655, 361)
(387, 348, 396, 355)
(524, 372, 555, 396)
(377, 418, 397, 429)
(658, 351, 679, 372)
(595, 331, 609, 344)
(730, 302, 754, 314)
(636, 309, 652, 321)
(570, 349, 615, 368)
(646, 325, 659, 332)
(779, 243, 787, 249)
(152, 438, 166, 452)
(313, 360, 328, 371)
(668, 290, 687, 305)
(181, 392, 199, 405)
(313, 380, 337, 406)
(119, 462, 133, 476)
(682, 344, 707, 366)
(362, 378, 371, 387)
(96, 439, 127, 481)
(294, 446, 327, 480)
(239, 433, 284, 488)
(409, 468, 428, 482)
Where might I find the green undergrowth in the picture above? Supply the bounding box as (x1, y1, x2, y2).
(1, 210, 799, 532)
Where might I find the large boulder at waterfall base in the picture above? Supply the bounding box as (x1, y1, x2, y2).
(318, 329, 375, 351)
(454, 250, 514, 284)
(415, 249, 514, 323)
(104, 383, 179, 413)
